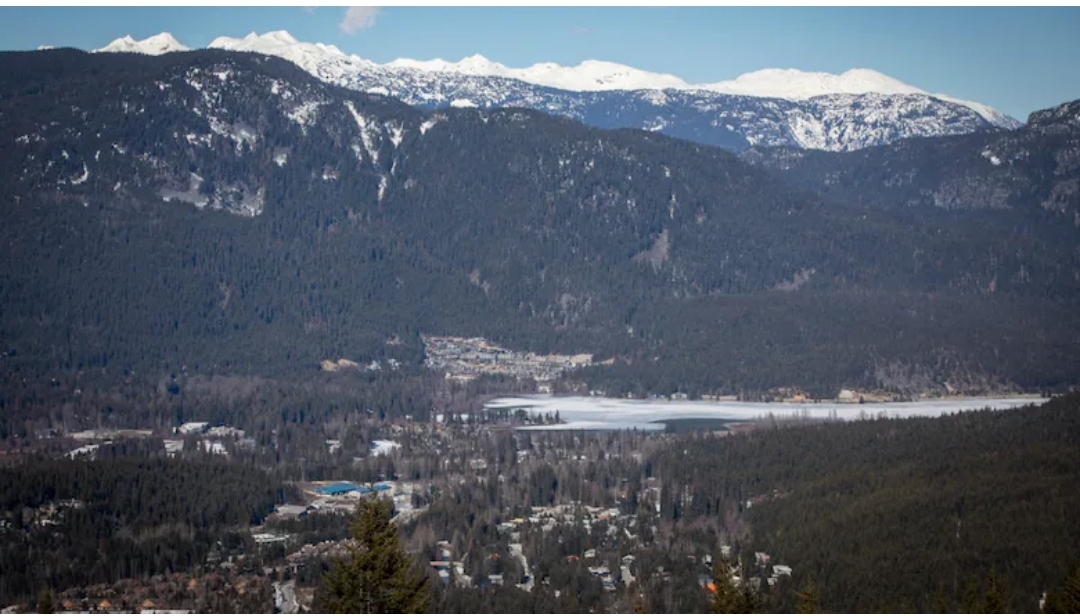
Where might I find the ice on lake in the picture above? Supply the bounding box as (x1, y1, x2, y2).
(483, 395, 1045, 432)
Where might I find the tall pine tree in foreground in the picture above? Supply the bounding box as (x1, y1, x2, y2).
(314, 497, 431, 613)
(712, 558, 759, 614)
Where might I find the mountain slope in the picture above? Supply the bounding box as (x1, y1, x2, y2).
(3, 48, 1078, 397)
(741, 98, 1080, 220)
(89, 31, 1021, 153)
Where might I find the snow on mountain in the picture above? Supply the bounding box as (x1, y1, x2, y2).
(387, 55, 689, 91)
(695, 67, 1012, 126)
(94, 32, 189, 55)
(90, 31, 1022, 152)
(699, 68, 921, 100)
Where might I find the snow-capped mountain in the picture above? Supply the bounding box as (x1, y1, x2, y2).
(93, 31, 1022, 152)
(94, 32, 189, 55)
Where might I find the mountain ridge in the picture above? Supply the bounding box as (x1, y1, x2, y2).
(84, 31, 1020, 153)
(741, 96, 1080, 220)
(93, 31, 1004, 115)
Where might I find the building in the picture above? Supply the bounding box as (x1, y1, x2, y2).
(275, 504, 310, 518)
(177, 421, 209, 435)
(315, 482, 364, 497)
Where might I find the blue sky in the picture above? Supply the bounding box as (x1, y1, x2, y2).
(2, 6, 1079, 120)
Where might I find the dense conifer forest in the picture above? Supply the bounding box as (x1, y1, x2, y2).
(650, 393, 1080, 612)
(0, 456, 292, 606)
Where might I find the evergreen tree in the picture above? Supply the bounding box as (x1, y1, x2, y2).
(962, 576, 983, 614)
(712, 559, 758, 614)
(711, 560, 742, 614)
(36, 590, 54, 614)
(313, 497, 431, 614)
(932, 585, 951, 613)
(795, 577, 820, 614)
(981, 569, 1008, 614)
(1044, 567, 1080, 614)
(1062, 567, 1080, 613)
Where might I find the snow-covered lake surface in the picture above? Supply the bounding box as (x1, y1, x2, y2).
(483, 395, 1045, 432)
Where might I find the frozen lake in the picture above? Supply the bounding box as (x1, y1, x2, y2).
(483, 395, 1045, 431)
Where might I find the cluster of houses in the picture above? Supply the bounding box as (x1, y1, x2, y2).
(493, 502, 649, 592)
(319, 357, 401, 373)
(63, 422, 253, 461)
(162, 422, 255, 459)
(421, 334, 594, 383)
(429, 541, 472, 588)
(707, 547, 794, 592)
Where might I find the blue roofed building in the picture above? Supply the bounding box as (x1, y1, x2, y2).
(373, 482, 393, 492)
(315, 482, 364, 496)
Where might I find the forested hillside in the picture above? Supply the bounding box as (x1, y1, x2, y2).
(650, 393, 1080, 612)
(2, 48, 1079, 405)
(0, 455, 292, 606)
(741, 98, 1080, 218)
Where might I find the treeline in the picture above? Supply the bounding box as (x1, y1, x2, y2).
(649, 393, 1080, 612)
(0, 456, 293, 605)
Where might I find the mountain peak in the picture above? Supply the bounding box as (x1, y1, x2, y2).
(1027, 98, 1080, 129)
(457, 53, 502, 71)
(94, 32, 188, 55)
(208, 30, 302, 52)
(699, 67, 925, 100)
(518, 59, 689, 91)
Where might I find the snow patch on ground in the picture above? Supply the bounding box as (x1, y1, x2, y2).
(419, 116, 442, 135)
(186, 133, 212, 147)
(371, 440, 401, 456)
(344, 100, 380, 163)
(786, 113, 827, 150)
(450, 98, 476, 108)
(206, 117, 257, 153)
(70, 163, 89, 185)
(287, 100, 323, 131)
(386, 121, 405, 148)
(643, 117, 668, 132)
(981, 149, 1002, 166)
